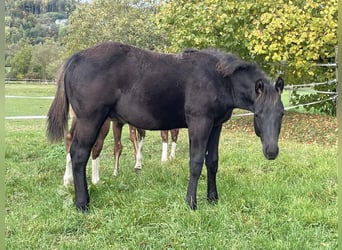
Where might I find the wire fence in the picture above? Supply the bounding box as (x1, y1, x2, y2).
(5, 81, 337, 119)
(5, 46, 338, 120)
(7, 82, 337, 119)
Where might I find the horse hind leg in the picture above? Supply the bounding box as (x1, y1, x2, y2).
(71, 116, 107, 211)
(90, 119, 110, 184)
(134, 127, 145, 170)
(113, 121, 124, 176)
(64, 116, 76, 187)
(169, 129, 179, 160)
(129, 125, 144, 171)
(161, 130, 168, 162)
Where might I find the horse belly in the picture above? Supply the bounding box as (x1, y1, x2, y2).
(113, 97, 186, 130)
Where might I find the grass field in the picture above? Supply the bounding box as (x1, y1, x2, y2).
(5, 84, 337, 249)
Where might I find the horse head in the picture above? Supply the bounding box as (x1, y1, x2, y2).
(253, 77, 284, 160)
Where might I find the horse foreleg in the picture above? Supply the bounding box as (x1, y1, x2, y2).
(205, 125, 222, 204)
(169, 129, 179, 160)
(113, 121, 123, 176)
(186, 119, 213, 210)
(161, 130, 168, 162)
(91, 119, 110, 184)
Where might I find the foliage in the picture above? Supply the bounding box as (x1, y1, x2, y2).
(156, 0, 253, 56)
(9, 40, 65, 80)
(5, 0, 338, 115)
(246, 0, 337, 116)
(5, 0, 78, 80)
(64, 0, 164, 55)
(5, 0, 77, 45)
(29, 40, 65, 80)
(156, 0, 338, 115)
(9, 44, 33, 79)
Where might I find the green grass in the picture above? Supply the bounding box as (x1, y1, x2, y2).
(5, 84, 56, 117)
(5, 84, 337, 249)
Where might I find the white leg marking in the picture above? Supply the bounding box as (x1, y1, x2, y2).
(63, 153, 73, 186)
(91, 157, 100, 184)
(134, 138, 143, 170)
(170, 141, 177, 159)
(113, 153, 119, 176)
(161, 142, 168, 162)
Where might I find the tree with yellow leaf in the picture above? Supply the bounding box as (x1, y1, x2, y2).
(157, 0, 337, 115)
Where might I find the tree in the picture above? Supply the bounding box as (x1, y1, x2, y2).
(10, 44, 33, 79)
(5, 0, 78, 79)
(64, 0, 164, 55)
(28, 40, 65, 79)
(246, 0, 337, 115)
(156, 0, 338, 115)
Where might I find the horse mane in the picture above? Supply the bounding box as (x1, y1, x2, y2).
(199, 49, 279, 104)
(197, 49, 260, 78)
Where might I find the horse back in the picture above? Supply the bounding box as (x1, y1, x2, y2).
(64, 42, 230, 130)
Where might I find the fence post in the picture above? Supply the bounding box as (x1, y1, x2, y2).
(335, 46, 338, 117)
(335, 46, 338, 90)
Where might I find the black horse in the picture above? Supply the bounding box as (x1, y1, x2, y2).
(47, 42, 284, 211)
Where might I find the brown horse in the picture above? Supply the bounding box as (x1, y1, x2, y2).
(63, 111, 178, 186)
(161, 129, 180, 162)
(64, 113, 145, 186)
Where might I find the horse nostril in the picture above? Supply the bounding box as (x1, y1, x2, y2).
(264, 145, 279, 160)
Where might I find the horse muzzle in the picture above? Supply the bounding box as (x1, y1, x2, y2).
(263, 144, 279, 160)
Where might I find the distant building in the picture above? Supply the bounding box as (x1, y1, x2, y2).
(55, 19, 68, 26)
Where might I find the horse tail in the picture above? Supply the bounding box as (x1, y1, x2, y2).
(46, 63, 69, 143)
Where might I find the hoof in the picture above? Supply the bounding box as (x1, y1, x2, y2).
(134, 165, 142, 171)
(186, 198, 197, 210)
(207, 193, 218, 204)
(76, 203, 90, 213)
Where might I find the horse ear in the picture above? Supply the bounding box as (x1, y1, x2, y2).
(275, 77, 284, 95)
(255, 79, 264, 95)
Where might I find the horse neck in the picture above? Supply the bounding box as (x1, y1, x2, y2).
(230, 75, 257, 112)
